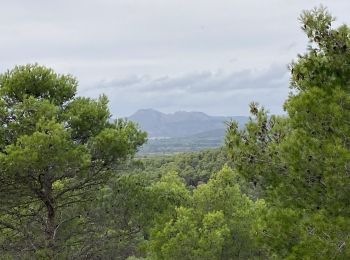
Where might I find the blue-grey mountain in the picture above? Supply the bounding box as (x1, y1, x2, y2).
(129, 109, 248, 154)
(129, 109, 247, 138)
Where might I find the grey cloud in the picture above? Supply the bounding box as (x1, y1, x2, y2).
(82, 64, 290, 117)
(1, 0, 350, 116)
(88, 63, 289, 95)
(3, 0, 350, 76)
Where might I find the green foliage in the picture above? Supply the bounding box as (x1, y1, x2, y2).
(291, 6, 350, 92)
(0, 64, 146, 258)
(79, 170, 191, 259)
(139, 148, 228, 186)
(225, 103, 289, 196)
(226, 6, 350, 259)
(150, 207, 229, 260)
(66, 173, 151, 259)
(147, 166, 265, 259)
(0, 64, 76, 106)
(146, 172, 191, 220)
(62, 95, 110, 143)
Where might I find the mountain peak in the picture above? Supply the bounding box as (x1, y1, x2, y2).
(131, 108, 163, 116)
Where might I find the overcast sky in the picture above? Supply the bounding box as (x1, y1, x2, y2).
(1, 0, 350, 116)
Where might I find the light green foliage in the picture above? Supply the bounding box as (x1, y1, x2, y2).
(0, 64, 147, 258)
(0, 64, 76, 106)
(147, 166, 265, 259)
(151, 207, 229, 260)
(146, 172, 191, 220)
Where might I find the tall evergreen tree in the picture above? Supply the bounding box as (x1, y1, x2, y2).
(226, 6, 350, 258)
(0, 64, 146, 258)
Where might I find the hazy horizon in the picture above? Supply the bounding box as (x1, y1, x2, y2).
(127, 107, 253, 118)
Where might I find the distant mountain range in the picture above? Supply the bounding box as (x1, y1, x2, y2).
(129, 109, 248, 138)
(128, 109, 249, 154)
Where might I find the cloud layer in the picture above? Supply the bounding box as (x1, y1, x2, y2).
(82, 64, 290, 116)
(1, 0, 350, 116)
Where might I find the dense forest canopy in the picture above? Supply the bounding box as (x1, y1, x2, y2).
(1, 6, 350, 259)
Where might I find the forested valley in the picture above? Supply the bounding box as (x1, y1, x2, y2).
(1, 7, 350, 259)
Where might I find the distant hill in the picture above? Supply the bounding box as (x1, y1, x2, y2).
(129, 109, 248, 138)
(128, 109, 249, 154)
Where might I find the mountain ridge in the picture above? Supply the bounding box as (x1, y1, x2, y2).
(129, 109, 248, 138)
